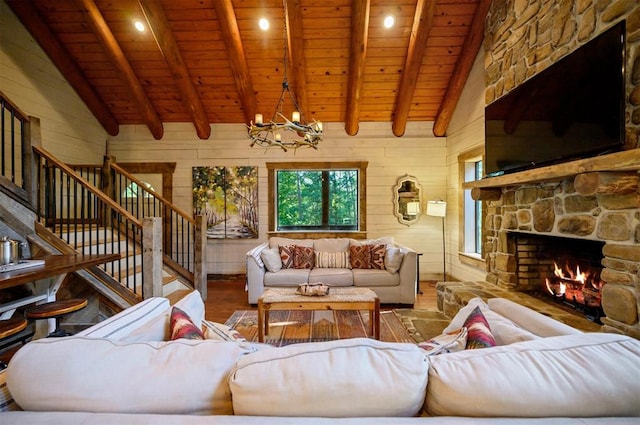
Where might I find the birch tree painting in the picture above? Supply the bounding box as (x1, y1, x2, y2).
(192, 166, 258, 239)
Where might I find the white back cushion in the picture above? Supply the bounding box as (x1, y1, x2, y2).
(426, 333, 640, 417)
(229, 338, 428, 417)
(75, 297, 169, 340)
(7, 338, 254, 415)
(487, 297, 582, 337)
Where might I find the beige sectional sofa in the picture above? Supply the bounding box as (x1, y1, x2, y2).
(246, 236, 418, 305)
(1, 292, 639, 424)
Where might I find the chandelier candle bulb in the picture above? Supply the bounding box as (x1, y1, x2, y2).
(254, 114, 263, 125)
(292, 111, 300, 122)
(275, 133, 281, 142)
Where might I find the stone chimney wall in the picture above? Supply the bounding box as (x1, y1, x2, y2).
(483, 1, 640, 338)
(485, 0, 639, 149)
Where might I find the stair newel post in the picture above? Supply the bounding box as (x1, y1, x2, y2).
(24, 116, 40, 207)
(194, 214, 207, 300)
(142, 217, 163, 299)
(101, 155, 116, 228)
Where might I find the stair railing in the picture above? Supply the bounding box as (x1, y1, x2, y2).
(32, 146, 158, 300)
(72, 156, 207, 298)
(0, 91, 32, 203)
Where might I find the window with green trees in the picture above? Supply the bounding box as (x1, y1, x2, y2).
(267, 162, 367, 235)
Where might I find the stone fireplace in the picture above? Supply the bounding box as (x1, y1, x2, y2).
(438, 1, 640, 339)
(482, 177, 640, 338)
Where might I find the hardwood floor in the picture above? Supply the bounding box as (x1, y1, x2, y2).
(204, 276, 438, 323)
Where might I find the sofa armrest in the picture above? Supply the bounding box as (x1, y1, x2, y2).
(246, 243, 268, 304)
(395, 244, 417, 305)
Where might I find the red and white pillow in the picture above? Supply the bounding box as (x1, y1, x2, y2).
(349, 244, 386, 269)
(279, 244, 315, 269)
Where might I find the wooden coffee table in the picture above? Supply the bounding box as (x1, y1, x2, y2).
(257, 287, 380, 342)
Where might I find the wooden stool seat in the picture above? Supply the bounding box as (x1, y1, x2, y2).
(26, 299, 88, 338)
(26, 299, 88, 320)
(0, 318, 28, 339)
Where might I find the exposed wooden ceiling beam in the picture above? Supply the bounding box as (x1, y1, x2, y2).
(5, 0, 120, 137)
(345, 0, 370, 136)
(212, 0, 257, 124)
(285, 0, 309, 119)
(78, 0, 163, 139)
(139, 0, 211, 140)
(392, 0, 437, 137)
(433, 0, 491, 137)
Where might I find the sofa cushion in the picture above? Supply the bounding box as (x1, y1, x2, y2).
(120, 290, 206, 343)
(309, 268, 353, 286)
(384, 247, 404, 273)
(264, 268, 310, 286)
(260, 247, 282, 272)
(425, 333, 640, 417)
(443, 298, 539, 345)
(315, 251, 350, 268)
(169, 307, 204, 340)
(279, 245, 296, 269)
(7, 338, 256, 415)
(351, 237, 395, 247)
(293, 245, 315, 269)
(349, 245, 371, 269)
(229, 338, 428, 417)
(353, 268, 399, 287)
(75, 297, 169, 340)
(269, 237, 313, 249)
(369, 244, 386, 269)
(462, 306, 496, 349)
(487, 297, 583, 337)
(313, 238, 350, 252)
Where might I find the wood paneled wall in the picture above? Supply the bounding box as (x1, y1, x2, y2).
(0, 3, 107, 164)
(108, 121, 448, 276)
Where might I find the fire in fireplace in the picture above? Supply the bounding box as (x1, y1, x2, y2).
(543, 260, 605, 322)
(512, 233, 606, 323)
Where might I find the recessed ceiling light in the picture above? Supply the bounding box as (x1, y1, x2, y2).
(259, 18, 269, 31)
(383, 15, 395, 29)
(134, 20, 145, 32)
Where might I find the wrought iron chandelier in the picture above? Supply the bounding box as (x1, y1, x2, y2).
(248, 1, 323, 151)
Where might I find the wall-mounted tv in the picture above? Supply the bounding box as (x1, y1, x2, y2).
(484, 21, 626, 177)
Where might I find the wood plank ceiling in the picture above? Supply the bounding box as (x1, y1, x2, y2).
(6, 0, 490, 140)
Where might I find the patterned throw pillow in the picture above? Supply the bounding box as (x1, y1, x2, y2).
(279, 245, 296, 269)
(463, 306, 497, 349)
(169, 306, 204, 340)
(369, 244, 386, 270)
(315, 251, 351, 268)
(349, 245, 371, 269)
(293, 245, 315, 269)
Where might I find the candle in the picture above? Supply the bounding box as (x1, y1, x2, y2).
(292, 111, 300, 122)
(254, 114, 263, 125)
(275, 133, 281, 142)
(317, 121, 323, 131)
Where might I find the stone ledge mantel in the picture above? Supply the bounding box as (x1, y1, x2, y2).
(463, 149, 640, 191)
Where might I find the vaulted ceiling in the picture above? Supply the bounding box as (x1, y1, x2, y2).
(6, 0, 490, 140)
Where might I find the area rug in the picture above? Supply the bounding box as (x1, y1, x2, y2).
(392, 308, 451, 343)
(224, 309, 414, 347)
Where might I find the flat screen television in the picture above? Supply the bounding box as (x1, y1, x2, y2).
(484, 20, 626, 177)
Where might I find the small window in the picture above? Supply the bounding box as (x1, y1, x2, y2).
(267, 162, 367, 236)
(458, 148, 484, 262)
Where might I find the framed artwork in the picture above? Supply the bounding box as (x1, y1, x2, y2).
(192, 166, 258, 239)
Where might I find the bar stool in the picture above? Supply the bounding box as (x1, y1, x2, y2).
(0, 318, 28, 369)
(25, 299, 88, 338)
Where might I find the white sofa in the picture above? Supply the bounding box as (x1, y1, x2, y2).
(0, 293, 639, 424)
(246, 236, 418, 305)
